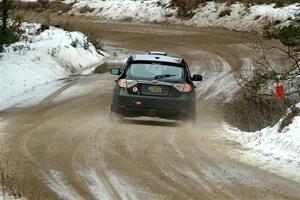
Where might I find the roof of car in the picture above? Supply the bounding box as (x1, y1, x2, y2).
(132, 53, 182, 64)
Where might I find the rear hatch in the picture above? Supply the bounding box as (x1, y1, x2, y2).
(127, 81, 182, 97)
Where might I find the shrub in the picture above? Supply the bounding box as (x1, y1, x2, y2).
(37, 0, 49, 9)
(226, 22, 300, 131)
(14, 14, 23, 24)
(264, 25, 300, 49)
(9, 0, 73, 13)
(94, 63, 110, 74)
(169, 0, 206, 18)
(223, 93, 294, 131)
(169, 0, 298, 12)
(0, 29, 20, 52)
(79, 6, 95, 14)
(278, 106, 300, 132)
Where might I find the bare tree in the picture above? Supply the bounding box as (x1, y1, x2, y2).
(2, 0, 9, 32)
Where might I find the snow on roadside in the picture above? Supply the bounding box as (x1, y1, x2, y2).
(187, 2, 299, 32)
(67, 0, 299, 32)
(43, 170, 84, 200)
(69, 0, 174, 23)
(222, 103, 300, 181)
(79, 169, 113, 200)
(0, 23, 104, 110)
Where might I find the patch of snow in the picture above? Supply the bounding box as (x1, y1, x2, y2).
(67, 1, 299, 32)
(69, 0, 174, 23)
(105, 170, 138, 200)
(223, 104, 300, 182)
(44, 170, 84, 200)
(0, 81, 65, 110)
(53, 75, 111, 102)
(79, 169, 113, 200)
(0, 22, 104, 111)
(188, 3, 299, 31)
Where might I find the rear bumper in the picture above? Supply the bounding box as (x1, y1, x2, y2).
(111, 88, 195, 120)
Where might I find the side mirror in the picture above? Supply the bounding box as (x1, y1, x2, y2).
(110, 68, 121, 75)
(192, 74, 202, 81)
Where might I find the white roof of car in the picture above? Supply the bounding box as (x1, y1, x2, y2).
(132, 53, 182, 64)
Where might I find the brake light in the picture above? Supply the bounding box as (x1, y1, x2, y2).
(118, 79, 127, 88)
(119, 104, 126, 110)
(183, 84, 192, 93)
(180, 108, 187, 113)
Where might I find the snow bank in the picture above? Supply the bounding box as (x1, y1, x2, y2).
(223, 103, 300, 178)
(224, 118, 300, 163)
(69, 0, 174, 23)
(188, 2, 299, 31)
(67, 0, 299, 32)
(0, 23, 104, 110)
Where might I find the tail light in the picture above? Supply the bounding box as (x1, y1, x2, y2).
(118, 79, 138, 88)
(180, 108, 188, 113)
(118, 79, 127, 88)
(183, 84, 192, 93)
(119, 104, 126, 110)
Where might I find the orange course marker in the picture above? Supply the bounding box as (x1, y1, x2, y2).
(276, 84, 285, 102)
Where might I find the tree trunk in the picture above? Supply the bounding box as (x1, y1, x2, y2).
(2, 0, 8, 32)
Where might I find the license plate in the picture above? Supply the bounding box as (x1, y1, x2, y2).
(148, 85, 162, 93)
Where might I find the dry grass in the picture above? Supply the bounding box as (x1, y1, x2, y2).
(169, 0, 207, 18)
(223, 91, 295, 131)
(5, 0, 73, 14)
(278, 106, 300, 132)
(79, 6, 95, 14)
(94, 63, 110, 74)
(171, 0, 298, 5)
(15, 12, 105, 50)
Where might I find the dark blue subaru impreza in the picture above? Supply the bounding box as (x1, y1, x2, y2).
(110, 52, 202, 121)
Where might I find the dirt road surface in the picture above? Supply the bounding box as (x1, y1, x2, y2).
(1, 22, 300, 200)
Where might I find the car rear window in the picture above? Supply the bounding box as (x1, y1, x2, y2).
(126, 62, 184, 81)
